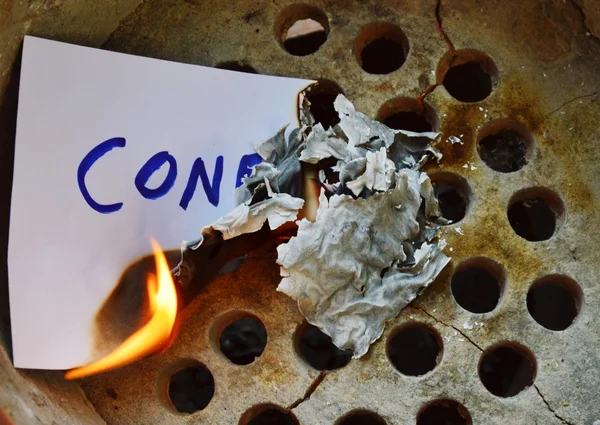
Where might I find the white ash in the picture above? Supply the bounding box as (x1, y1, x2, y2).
(181, 94, 450, 358)
(448, 135, 463, 145)
(278, 95, 449, 357)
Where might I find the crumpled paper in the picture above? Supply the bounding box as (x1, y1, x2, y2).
(181, 93, 449, 358)
(276, 94, 449, 357)
(277, 169, 449, 357)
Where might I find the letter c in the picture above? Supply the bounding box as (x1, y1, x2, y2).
(77, 137, 126, 214)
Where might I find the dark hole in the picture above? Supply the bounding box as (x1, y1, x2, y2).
(318, 157, 340, 184)
(417, 400, 472, 425)
(219, 318, 267, 365)
(284, 31, 327, 56)
(168, 365, 215, 413)
(478, 129, 527, 172)
(479, 345, 535, 397)
(527, 281, 578, 330)
(247, 408, 299, 425)
(507, 198, 556, 241)
(388, 324, 442, 376)
(443, 62, 492, 102)
(307, 91, 340, 129)
(383, 111, 433, 133)
(360, 38, 407, 74)
(215, 61, 258, 74)
(337, 411, 387, 425)
(433, 182, 467, 224)
(451, 267, 501, 313)
(297, 323, 352, 371)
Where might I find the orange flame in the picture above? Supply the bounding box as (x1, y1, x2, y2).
(65, 239, 178, 380)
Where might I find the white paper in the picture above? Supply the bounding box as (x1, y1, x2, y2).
(8, 36, 313, 369)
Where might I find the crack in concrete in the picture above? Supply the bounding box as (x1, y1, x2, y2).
(566, 0, 599, 41)
(417, 83, 439, 111)
(417, 0, 455, 107)
(416, 306, 579, 425)
(536, 91, 598, 129)
(434, 0, 456, 54)
(287, 371, 327, 410)
(534, 384, 576, 425)
(412, 306, 484, 352)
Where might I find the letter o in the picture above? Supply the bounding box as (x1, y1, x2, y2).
(134, 151, 178, 199)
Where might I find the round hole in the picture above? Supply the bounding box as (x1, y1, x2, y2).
(376, 97, 440, 133)
(295, 321, 352, 371)
(479, 342, 536, 397)
(158, 359, 215, 414)
(527, 274, 583, 331)
(215, 61, 258, 74)
(239, 404, 299, 425)
(336, 409, 388, 425)
(451, 257, 506, 314)
(355, 22, 410, 75)
(276, 4, 329, 56)
(430, 172, 472, 224)
(387, 322, 443, 376)
(477, 120, 533, 173)
(436, 49, 499, 102)
(507, 187, 565, 241)
(416, 399, 472, 425)
(300, 80, 344, 129)
(210, 311, 268, 365)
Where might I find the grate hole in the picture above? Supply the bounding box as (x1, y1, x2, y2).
(295, 321, 353, 371)
(335, 410, 388, 425)
(430, 173, 472, 224)
(215, 61, 258, 74)
(276, 5, 329, 56)
(166, 363, 215, 414)
(219, 317, 268, 365)
(301, 80, 344, 129)
(437, 49, 498, 103)
(355, 22, 409, 75)
(451, 257, 506, 314)
(240, 404, 299, 425)
(527, 275, 582, 331)
(377, 97, 439, 133)
(479, 342, 536, 397)
(477, 120, 533, 173)
(416, 399, 472, 425)
(507, 187, 564, 241)
(387, 323, 443, 376)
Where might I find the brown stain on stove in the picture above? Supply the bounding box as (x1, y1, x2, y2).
(429, 102, 478, 170)
(428, 73, 547, 174)
(499, 73, 597, 214)
(423, 74, 555, 297)
(445, 207, 544, 290)
(495, 73, 546, 129)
